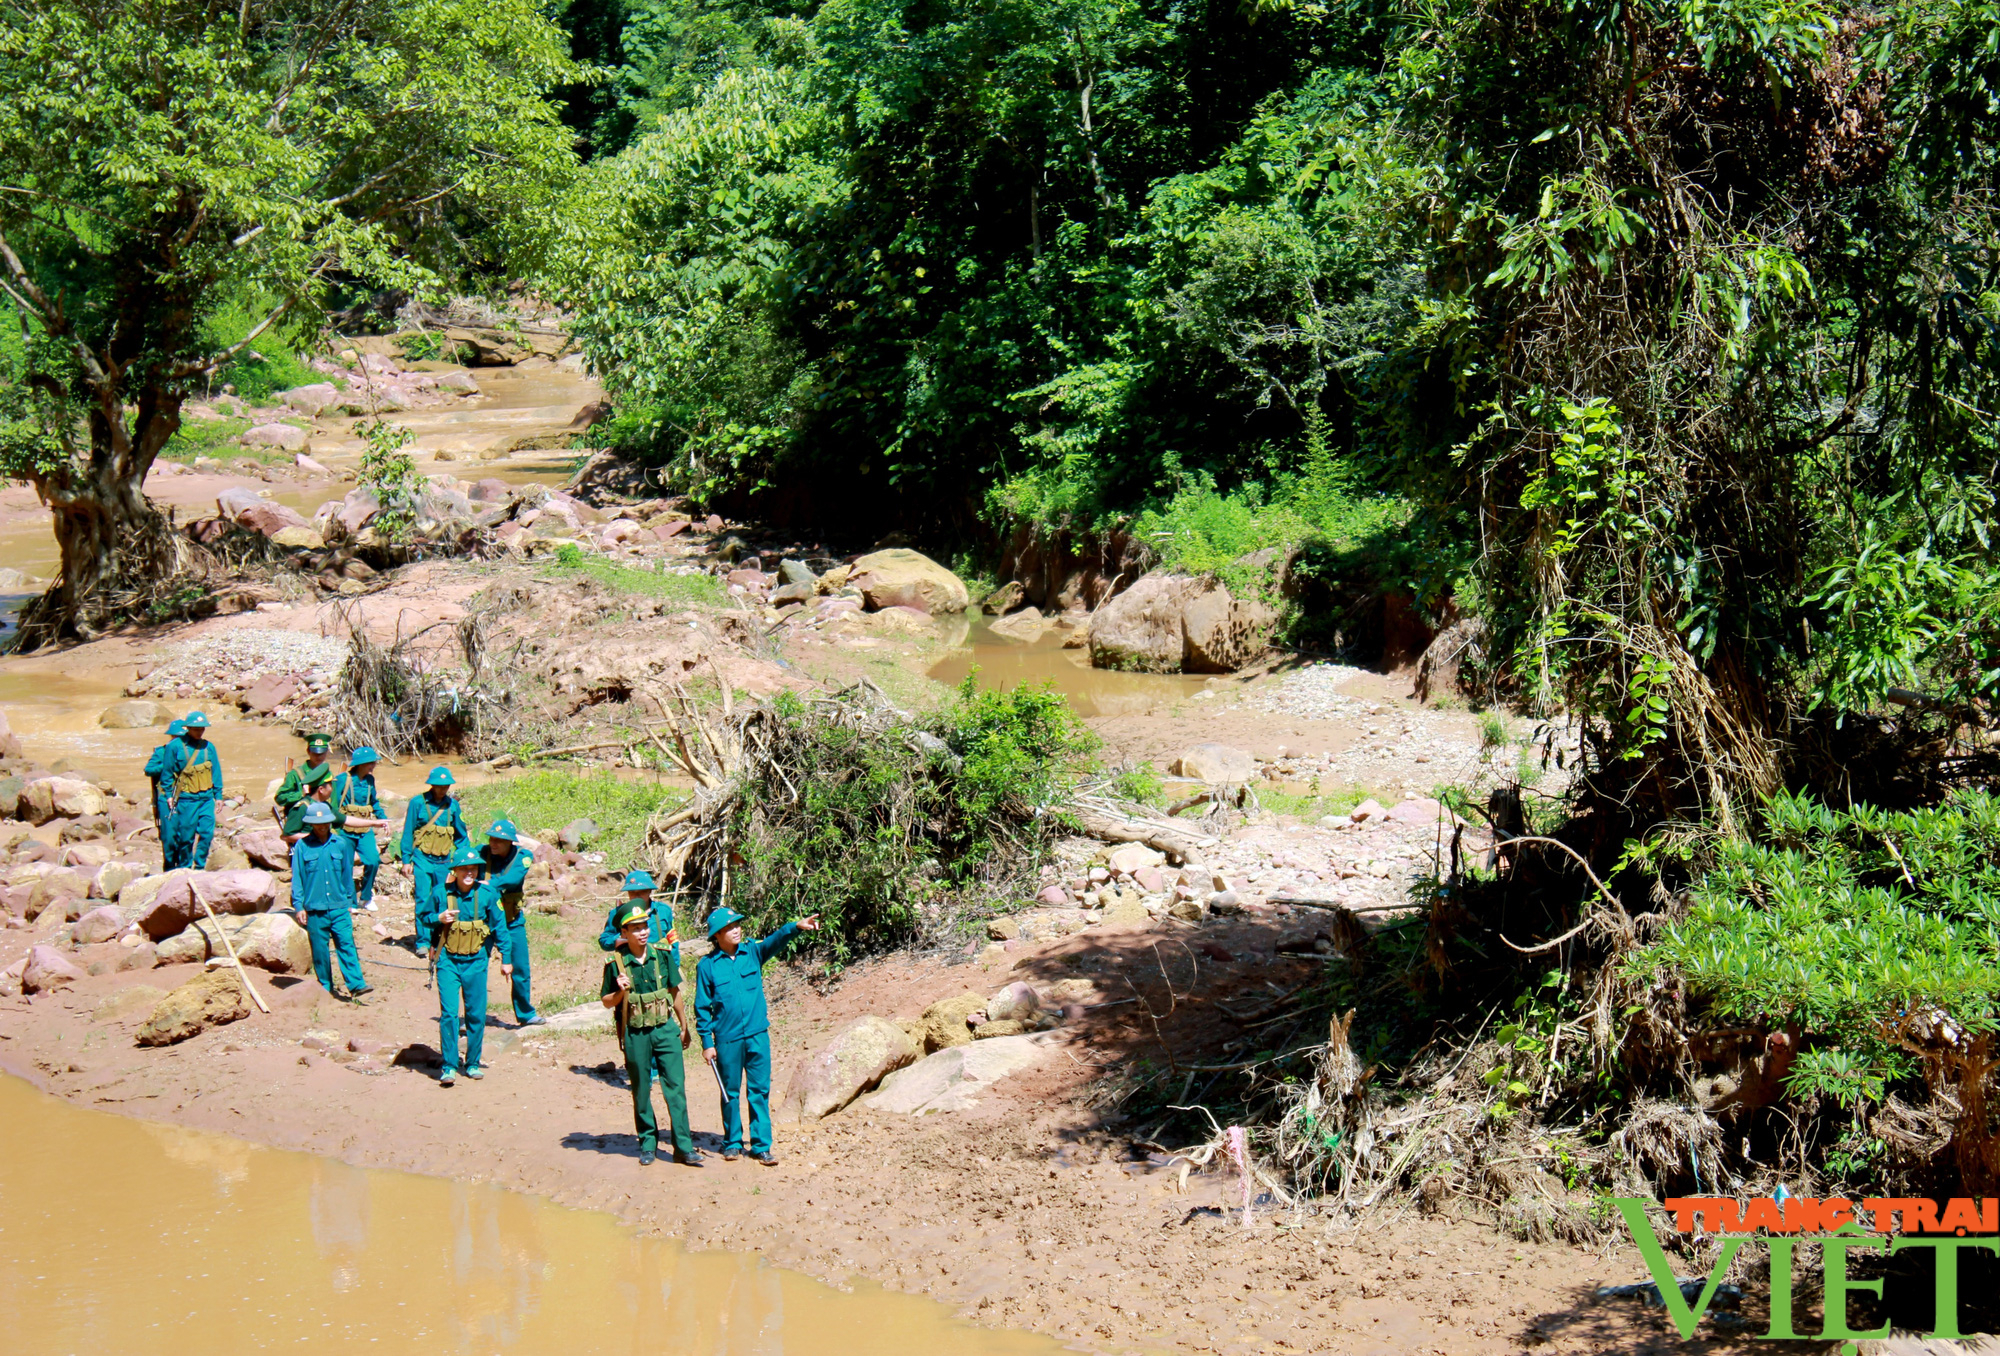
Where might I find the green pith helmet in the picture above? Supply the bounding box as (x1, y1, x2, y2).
(486, 818, 518, 842)
(623, 869, 656, 893)
(302, 802, 335, 825)
(449, 844, 484, 870)
(183, 711, 210, 729)
(166, 720, 187, 738)
(426, 766, 454, 788)
(348, 746, 379, 767)
(706, 906, 745, 938)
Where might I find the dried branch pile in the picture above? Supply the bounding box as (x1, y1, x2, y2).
(326, 601, 522, 759)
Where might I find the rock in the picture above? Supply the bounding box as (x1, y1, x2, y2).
(981, 580, 1025, 615)
(187, 913, 312, 974)
(1035, 886, 1069, 906)
(770, 581, 815, 606)
(235, 827, 290, 871)
(73, 904, 126, 945)
(778, 558, 818, 588)
(864, 1033, 1053, 1114)
(0, 567, 43, 591)
(136, 969, 251, 1046)
(1169, 897, 1206, 922)
(93, 861, 145, 901)
(973, 1019, 1033, 1038)
(1350, 798, 1388, 823)
(269, 525, 324, 550)
(988, 606, 1048, 642)
(61, 842, 112, 870)
(1102, 891, 1151, 925)
(1179, 576, 1278, 673)
(239, 423, 310, 452)
(1087, 574, 1275, 673)
(912, 990, 989, 1054)
(281, 383, 341, 416)
(986, 980, 1041, 1023)
(218, 486, 310, 537)
(437, 369, 480, 394)
(155, 931, 205, 965)
(1386, 797, 1446, 825)
(21, 777, 107, 824)
(559, 818, 599, 850)
(725, 568, 769, 592)
(242, 672, 300, 714)
(985, 917, 1021, 941)
(23, 944, 87, 993)
(122, 869, 279, 939)
(98, 700, 170, 729)
(205, 842, 251, 872)
(849, 549, 970, 615)
(1207, 890, 1244, 915)
(336, 487, 380, 534)
(295, 453, 333, 477)
(1105, 842, 1166, 875)
(1173, 743, 1257, 783)
(776, 1015, 920, 1123)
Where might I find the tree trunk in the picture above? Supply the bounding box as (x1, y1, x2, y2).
(14, 392, 200, 648)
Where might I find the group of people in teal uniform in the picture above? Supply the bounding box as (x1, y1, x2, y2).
(599, 871, 819, 1166)
(146, 712, 221, 870)
(144, 718, 826, 1158)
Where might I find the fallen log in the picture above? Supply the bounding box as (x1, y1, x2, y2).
(1069, 799, 1220, 865)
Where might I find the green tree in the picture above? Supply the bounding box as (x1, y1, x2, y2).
(0, 0, 580, 644)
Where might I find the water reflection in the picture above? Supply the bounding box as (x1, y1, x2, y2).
(930, 618, 1212, 717)
(0, 1075, 1058, 1355)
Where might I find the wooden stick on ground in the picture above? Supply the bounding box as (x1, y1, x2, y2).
(189, 879, 270, 1015)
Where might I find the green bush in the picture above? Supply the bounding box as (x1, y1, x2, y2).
(1632, 790, 2000, 1126)
(726, 679, 1099, 969)
(541, 554, 724, 606)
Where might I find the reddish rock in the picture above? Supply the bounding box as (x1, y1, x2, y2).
(235, 827, 290, 871)
(23, 944, 85, 993)
(73, 904, 126, 944)
(653, 520, 689, 542)
(242, 673, 300, 715)
(726, 569, 769, 591)
(703, 513, 724, 532)
(122, 868, 279, 939)
(1036, 886, 1069, 906)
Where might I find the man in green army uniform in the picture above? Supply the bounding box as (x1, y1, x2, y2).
(479, 819, 544, 1026)
(290, 802, 371, 998)
(160, 711, 223, 870)
(143, 719, 186, 846)
(331, 748, 390, 913)
(280, 776, 343, 844)
(401, 767, 467, 960)
(695, 906, 820, 1165)
(434, 844, 509, 1086)
(273, 733, 335, 822)
(601, 898, 703, 1167)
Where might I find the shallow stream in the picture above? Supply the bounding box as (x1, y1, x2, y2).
(0, 1074, 1058, 1354)
(929, 619, 1211, 717)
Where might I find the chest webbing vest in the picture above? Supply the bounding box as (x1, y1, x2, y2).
(336, 775, 373, 822)
(620, 951, 677, 1030)
(487, 849, 524, 921)
(441, 899, 491, 956)
(174, 748, 214, 794)
(414, 799, 455, 857)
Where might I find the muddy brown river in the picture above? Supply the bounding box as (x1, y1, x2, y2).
(0, 1075, 1059, 1354)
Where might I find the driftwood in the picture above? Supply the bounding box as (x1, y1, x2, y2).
(1069, 796, 1220, 864)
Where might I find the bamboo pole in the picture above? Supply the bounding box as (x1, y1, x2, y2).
(189, 879, 270, 1015)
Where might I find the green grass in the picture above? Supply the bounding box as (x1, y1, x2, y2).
(540, 556, 726, 607)
(457, 770, 687, 870)
(158, 415, 253, 462)
(1259, 784, 1389, 819)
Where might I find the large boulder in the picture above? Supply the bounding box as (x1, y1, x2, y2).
(217, 486, 310, 538)
(136, 969, 251, 1046)
(985, 981, 1042, 1023)
(849, 549, 970, 616)
(93, 861, 147, 901)
(121, 869, 279, 939)
(1087, 573, 1275, 674)
(241, 672, 300, 715)
(863, 1033, 1053, 1114)
(22, 944, 87, 994)
(912, 990, 989, 1054)
(185, 912, 312, 974)
(1173, 742, 1257, 783)
(20, 776, 107, 824)
(73, 904, 127, 945)
(28, 872, 88, 922)
(235, 827, 291, 871)
(336, 487, 381, 535)
(98, 700, 170, 729)
(281, 383, 341, 416)
(776, 1015, 920, 1123)
(238, 423, 310, 452)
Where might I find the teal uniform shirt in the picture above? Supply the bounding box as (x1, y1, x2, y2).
(143, 739, 175, 829)
(400, 792, 467, 864)
(161, 736, 223, 796)
(332, 772, 384, 832)
(290, 831, 357, 911)
(161, 737, 223, 871)
(481, 843, 539, 1025)
(479, 843, 534, 919)
(693, 921, 801, 1051)
(434, 877, 504, 1077)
